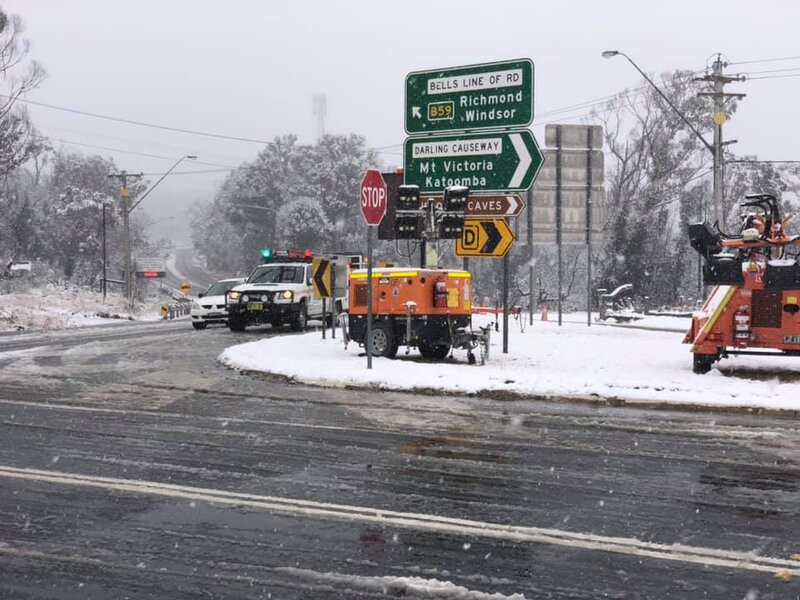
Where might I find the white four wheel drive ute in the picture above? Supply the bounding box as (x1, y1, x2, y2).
(225, 249, 327, 332)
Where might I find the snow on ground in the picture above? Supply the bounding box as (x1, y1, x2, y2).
(0, 284, 164, 332)
(220, 313, 800, 412)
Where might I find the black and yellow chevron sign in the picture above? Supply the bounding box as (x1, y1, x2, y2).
(456, 218, 515, 258)
(311, 258, 332, 298)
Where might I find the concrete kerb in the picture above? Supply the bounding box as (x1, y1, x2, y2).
(222, 364, 800, 420)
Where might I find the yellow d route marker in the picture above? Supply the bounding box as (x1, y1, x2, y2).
(456, 218, 515, 258)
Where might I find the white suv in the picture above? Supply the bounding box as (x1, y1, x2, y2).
(226, 253, 325, 332)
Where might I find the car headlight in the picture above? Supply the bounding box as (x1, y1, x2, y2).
(242, 294, 250, 302)
(191, 301, 202, 310)
(261, 294, 270, 302)
(281, 290, 293, 300)
(228, 291, 240, 301)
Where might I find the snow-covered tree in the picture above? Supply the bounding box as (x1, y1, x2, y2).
(196, 134, 380, 272)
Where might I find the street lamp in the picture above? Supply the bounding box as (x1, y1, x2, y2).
(110, 155, 197, 305)
(129, 155, 197, 212)
(602, 50, 722, 224)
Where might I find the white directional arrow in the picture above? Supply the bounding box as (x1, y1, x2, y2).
(509, 133, 532, 188)
(504, 195, 521, 215)
(411, 106, 422, 119)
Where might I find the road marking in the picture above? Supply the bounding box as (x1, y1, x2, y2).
(0, 465, 797, 577)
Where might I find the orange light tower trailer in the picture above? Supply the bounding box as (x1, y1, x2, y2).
(347, 267, 490, 363)
(685, 193, 800, 373)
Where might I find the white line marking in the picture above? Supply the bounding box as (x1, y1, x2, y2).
(0, 465, 796, 576)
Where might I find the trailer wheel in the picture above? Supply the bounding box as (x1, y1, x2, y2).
(692, 353, 715, 374)
(418, 340, 450, 360)
(370, 322, 397, 358)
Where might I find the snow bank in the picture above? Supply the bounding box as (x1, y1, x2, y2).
(220, 314, 800, 412)
(0, 285, 164, 332)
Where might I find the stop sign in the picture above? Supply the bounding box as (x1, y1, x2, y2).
(359, 169, 388, 226)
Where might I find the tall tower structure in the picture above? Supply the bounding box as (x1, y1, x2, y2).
(312, 93, 327, 142)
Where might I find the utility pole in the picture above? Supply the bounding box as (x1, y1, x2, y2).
(107, 170, 143, 305)
(694, 54, 746, 226)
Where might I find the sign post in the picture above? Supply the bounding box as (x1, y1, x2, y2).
(359, 169, 388, 369)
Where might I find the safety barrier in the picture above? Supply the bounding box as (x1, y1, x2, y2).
(161, 298, 192, 320)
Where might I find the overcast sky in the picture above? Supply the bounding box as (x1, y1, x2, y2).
(4, 0, 798, 241)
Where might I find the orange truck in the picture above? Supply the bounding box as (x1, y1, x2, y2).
(347, 267, 490, 363)
(685, 193, 800, 373)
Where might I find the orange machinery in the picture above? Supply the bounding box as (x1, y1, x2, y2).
(347, 267, 489, 363)
(685, 193, 800, 373)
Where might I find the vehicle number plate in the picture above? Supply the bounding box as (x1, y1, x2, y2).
(247, 302, 263, 311)
(784, 334, 800, 344)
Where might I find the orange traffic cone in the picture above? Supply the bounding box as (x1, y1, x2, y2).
(541, 305, 549, 321)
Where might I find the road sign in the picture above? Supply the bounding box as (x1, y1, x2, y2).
(538, 149, 604, 186)
(311, 258, 332, 298)
(179, 280, 192, 295)
(456, 218, 515, 258)
(525, 187, 605, 245)
(545, 124, 603, 149)
(467, 194, 525, 217)
(403, 130, 543, 194)
(135, 257, 166, 278)
(421, 194, 525, 218)
(359, 169, 388, 226)
(405, 59, 533, 134)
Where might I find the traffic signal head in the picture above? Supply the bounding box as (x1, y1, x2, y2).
(443, 185, 468, 212)
(438, 215, 465, 239)
(397, 185, 421, 212)
(395, 215, 424, 239)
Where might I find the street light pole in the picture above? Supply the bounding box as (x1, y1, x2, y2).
(109, 155, 196, 306)
(601, 50, 721, 224)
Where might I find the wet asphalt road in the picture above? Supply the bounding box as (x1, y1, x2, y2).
(0, 320, 798, 599)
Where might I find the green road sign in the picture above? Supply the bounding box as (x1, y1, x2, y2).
(405, 59, 533, 134)
(403, 130, 544, 194)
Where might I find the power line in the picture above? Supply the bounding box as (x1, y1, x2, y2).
(50, 137, 239, 168)
(11, 95, 277, 145)
(737, 66, 800, 77)
(747, 73, 800, 81)
(139, 168, 235, 176)
(727, 54, 800, 67)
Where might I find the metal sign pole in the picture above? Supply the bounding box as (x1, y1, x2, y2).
(366, 226, 373, 369)
(556, 126, 563, 326)
(503, 251, 509, 354)
(322, 298, 327, 340)
(527, 187, 533, 326)
(331, 269, 337, 340)
(586, 127, 594, 327)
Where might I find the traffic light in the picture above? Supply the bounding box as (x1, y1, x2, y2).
(438, 215, 464, 239)
(395, 184, 423, 239)
(443, 185, 468, 212)
(397, 185, 421, 211)
(395, 215, 424, 239)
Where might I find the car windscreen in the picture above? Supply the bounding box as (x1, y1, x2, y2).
(247, 265, 305, 284)
(205, 281, 241, 296)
